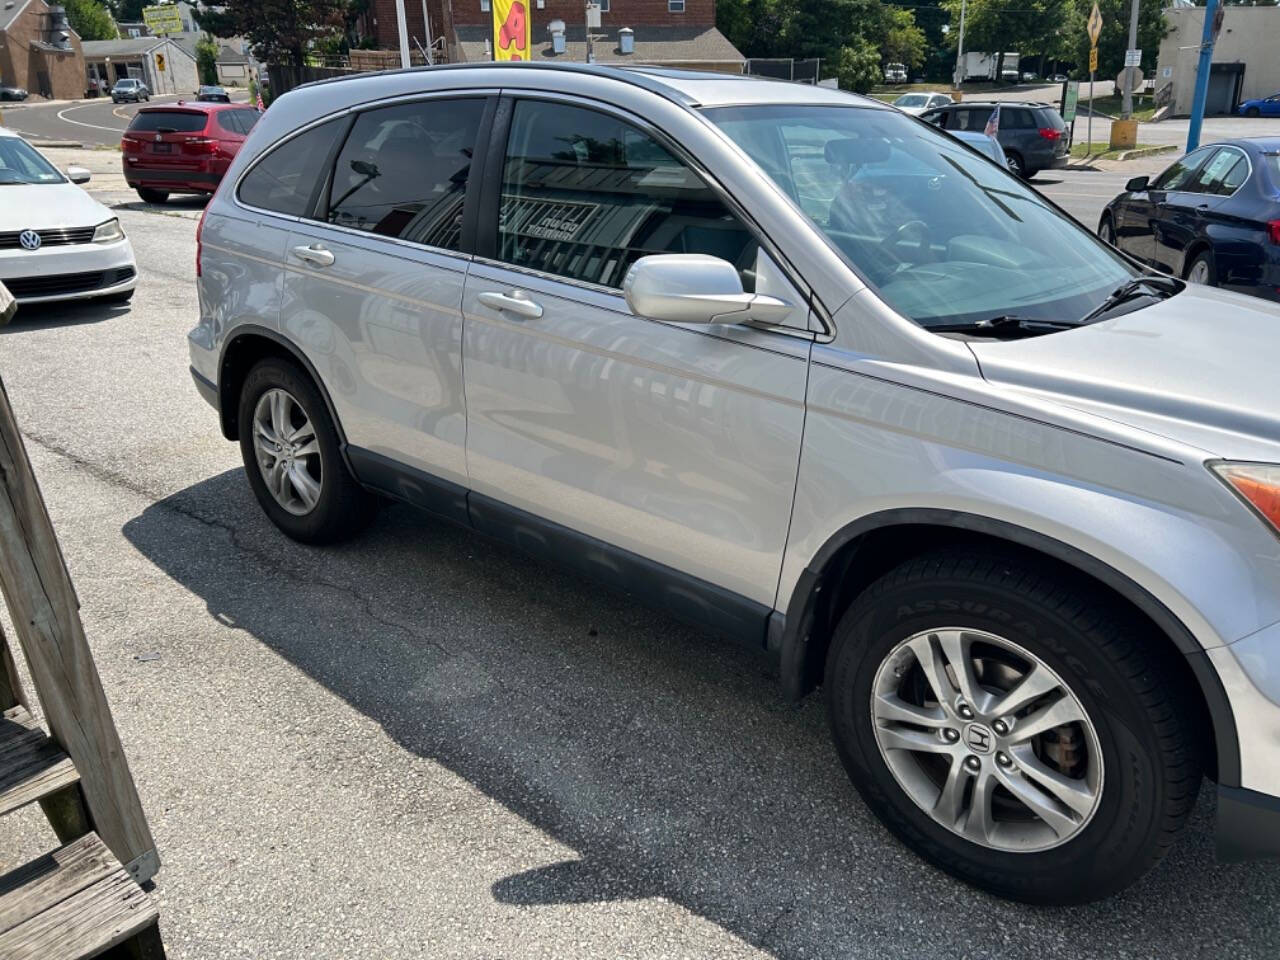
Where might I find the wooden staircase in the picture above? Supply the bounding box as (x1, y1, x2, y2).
(0, 300, 165, 960)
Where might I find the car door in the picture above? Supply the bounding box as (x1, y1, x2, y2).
(1188, 145, 1254, 288)
(1264, 95, 1280, 118)
(1117, 147, 1212, 265)
(461, 96, 812, 636)
(279, 95, 492, 515)
(1153, 147, 1225, 274)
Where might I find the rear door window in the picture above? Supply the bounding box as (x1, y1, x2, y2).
(1004, 108, 1035, 129)
(954, 108, 993, 132)
(326, 97, 485, 251)
(1195, 147, 1248, 196)
(127, 111, 207, 133)
(217, 109, 259, 135)
(238, 118, 346, 218)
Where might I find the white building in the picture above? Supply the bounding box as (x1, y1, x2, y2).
(81, 36, 199, 97)
(1156, 5, 1280, 116)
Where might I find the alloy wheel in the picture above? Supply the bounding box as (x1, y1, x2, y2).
(1188, 259, 1211, 284)
(251, 388, 323, 516)
(1099, 219, 1114, 244)
(870, 627, 1103, 852)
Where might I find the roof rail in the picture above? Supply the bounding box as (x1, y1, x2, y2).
(292, 61, 704, 107)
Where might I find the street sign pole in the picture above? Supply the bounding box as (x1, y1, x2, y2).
(1086, 3, 1102, 157)
(395, 0, 411, 68)
(1088, 68, 1094, 153)
(1186, 0, 1221, 152)
(1123, 0, 1140, 118)
(953, 0, 967, 88)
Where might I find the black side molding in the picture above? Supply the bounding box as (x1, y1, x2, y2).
(189, 366, 218, 410)
(1217, 785, 1280, 862)
(346, 446, 469, 528)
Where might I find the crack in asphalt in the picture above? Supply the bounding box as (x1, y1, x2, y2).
(18, 426, 457, 666)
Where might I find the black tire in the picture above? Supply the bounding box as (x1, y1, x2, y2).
(824, 548, 1201, 905)
(1246, 107, 1260, 118)
(1185, 249, 1216, 286)
(136, 188, 168, 204)
(1098, 212, 1116, 246)
(237, 357, 374, 544)
(1004, 150, 1026, 179)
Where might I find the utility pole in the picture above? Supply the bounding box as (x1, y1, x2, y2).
(1122, 0, 1140, 119)
(1186, 0, 1221, 152)
(953, 0, 967, 88)
(395, 0, 412, 68)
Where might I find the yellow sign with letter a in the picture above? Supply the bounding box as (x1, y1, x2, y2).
(492, 0, 530, 61)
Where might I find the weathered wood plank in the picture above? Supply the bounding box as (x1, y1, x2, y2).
(0, 706, 80, 817)
(0, 833, 116, 933)
(0, 623, 27, 712)
(0, 375, 158, 880)
(0, 864, 157, 960)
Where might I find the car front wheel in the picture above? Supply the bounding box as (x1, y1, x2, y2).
(1186, 250, 1216, 286)
(237, 358, 374, 543)
(824, 548, 1201, 904)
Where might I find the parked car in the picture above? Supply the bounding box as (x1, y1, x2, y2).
(883, 63, 908, 84)
(1098, 138, 1280, 301)
(920, 99, 1069, 178)
(1048, 73, 1069, 83)
(190, 63, 1280, 905)
(121, 102, 262, 204)
(196, 85, 231, 103)
(892, 91, 952, 116)
(111, 78, 150, 103)
(0, 128, 135, 304)
(0, 84, 28, 101)
(1238, 92, 1280, 118)
(1021, 71, 1039, 82)
(950, 128, 1007, 165)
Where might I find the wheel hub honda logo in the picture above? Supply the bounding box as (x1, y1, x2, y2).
(18, 229, 40, 251)
(964, 722, 994, 754)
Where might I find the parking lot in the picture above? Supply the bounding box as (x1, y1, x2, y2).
(0, 143, 1277, 958)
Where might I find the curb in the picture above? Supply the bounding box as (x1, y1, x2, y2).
(1067, 143, 1178, 168)
(31, 140, 83, 149)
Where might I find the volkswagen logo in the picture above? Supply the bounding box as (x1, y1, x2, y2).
(18, 229, 41, 251)
(964, 722, 995, 755)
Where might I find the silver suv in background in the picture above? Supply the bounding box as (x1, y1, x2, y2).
(188, 63, 1280, 904)
(111, 78, 150, 103)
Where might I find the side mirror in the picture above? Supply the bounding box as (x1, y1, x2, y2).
(623, 254, 792, 326)
(66, 166, 91, 184)
(1126, 175, 1149, 192)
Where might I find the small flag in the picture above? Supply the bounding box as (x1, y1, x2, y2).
(983, 103, 1001, 137)
(256, 91, 265, 111)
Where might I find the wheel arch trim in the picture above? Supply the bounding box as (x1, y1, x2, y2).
(778, 506, 1241, 785)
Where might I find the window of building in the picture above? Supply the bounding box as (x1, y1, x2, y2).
(327, 98, 485, 251)
(237, 118, 345, 217)
(669, 0, 685, 10)
(480, 0, 490, 10)
(496, 100, 757, 290)
(597, 0, 610, 10)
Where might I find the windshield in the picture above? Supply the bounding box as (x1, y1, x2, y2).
(0, 137, 64, 185)
(704, 104, 1140, 331)
(894, 94, 930, 108)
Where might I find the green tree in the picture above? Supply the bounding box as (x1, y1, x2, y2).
(1071, 0, 1167, 79)
(194, 0, 345, 67)
(835, 38, 884, 92)
(65, 0, 117, 40)
(107, 0, 147, 22)
(195, 34, 219, 85)
(883, 7, 927, 70)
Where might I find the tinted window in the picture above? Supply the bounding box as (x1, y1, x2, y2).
(954, 108, 993, 131)
(127, 110, 207, 133)
(214, 110, 254, 135)
(327, 98, 483, 251)
(1035, 108, 1066, 131)
(921, 109, 946, 127)
(239, 118, 344, 217)
(497, 100, 757, 290)
(1151, 147, 1212, 191)
(1196, 148, 1248, 196)
(1004, 108, 1035, 129)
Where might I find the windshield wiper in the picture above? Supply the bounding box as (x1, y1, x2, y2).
(1078, 275, 1181, 325)
(930, 315, 1082, 338)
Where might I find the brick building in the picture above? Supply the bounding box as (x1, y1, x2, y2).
(0, 0, 86, 100)
(371, 0, 743, 71)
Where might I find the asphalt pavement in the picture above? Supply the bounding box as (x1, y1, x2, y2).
(1, 92, 250, 148)
(0, 149, 1275, 959)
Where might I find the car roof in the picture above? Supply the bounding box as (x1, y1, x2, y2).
(299, 62, 890, 112)
(136, 100, 247, 113)
(939, 100, 1050, 108)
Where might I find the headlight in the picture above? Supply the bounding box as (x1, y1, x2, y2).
(92, 218, 123, 243)
(1211, 462, 1280, 535)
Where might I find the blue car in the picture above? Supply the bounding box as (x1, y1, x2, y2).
(1097, 137, 1280, 302)
(1239, 92, 1280, 117)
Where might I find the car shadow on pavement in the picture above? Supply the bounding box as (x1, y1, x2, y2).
(122, 469, 1280, 958)
(0, 299, 130, 332)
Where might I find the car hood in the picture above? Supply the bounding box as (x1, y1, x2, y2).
(0, 183, 112, 231)
(896, 106, 927, 115)
(969, 285, 1280, 459)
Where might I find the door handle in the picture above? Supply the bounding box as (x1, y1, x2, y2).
(477, 289, 543, 319)
(291, 243, 335, 267)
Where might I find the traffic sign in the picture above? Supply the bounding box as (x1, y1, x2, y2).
(156, 53, 166, 72)
(1124, 48, 1142, 67)
(142, 4, 182, 35)
(1089, 46, 1098, 73)
(1116, 66, 1143, 94)
(1087, 2, 1103, 46)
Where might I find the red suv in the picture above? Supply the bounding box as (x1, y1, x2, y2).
(122, 102, 260, 204)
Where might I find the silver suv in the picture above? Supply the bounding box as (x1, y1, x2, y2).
(188, 64, 1280, 904)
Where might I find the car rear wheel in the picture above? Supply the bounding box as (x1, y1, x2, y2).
(1097, 213, 1115, 245)
(1186, 250, 1216, 286)
(136, 188, 168, 204)
(237, 357, 375, 543)
(1004, 151, 1028, 179)
(824, 548, 1201, 904)
(1246, 107, 1260, 118)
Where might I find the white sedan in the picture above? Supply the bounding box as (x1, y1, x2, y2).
(891, 92, 953, 116)
(0, 128, 136, 305)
